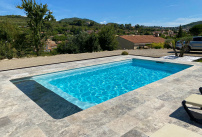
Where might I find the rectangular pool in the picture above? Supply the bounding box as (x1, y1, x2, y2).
(31, 59, 191, 110)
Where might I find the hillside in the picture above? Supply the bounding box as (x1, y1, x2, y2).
(59, 17, 98, 24)
(182, 21, 202, 28)
(0, 15, 99, 27)
(1, 15, 202, 30)
(0, 15, 29, 26)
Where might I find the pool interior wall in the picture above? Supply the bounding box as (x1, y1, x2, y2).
(11, 59, 192, 118)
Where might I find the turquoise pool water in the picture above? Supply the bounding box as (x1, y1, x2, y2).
(32, 59, 191, 109)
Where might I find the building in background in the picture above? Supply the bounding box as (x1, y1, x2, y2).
(117, 35, 165, 49)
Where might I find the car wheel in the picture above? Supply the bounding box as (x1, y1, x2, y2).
(185, 46, 191, 53)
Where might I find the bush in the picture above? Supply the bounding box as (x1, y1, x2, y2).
(98, 25, 118, 51)
(86, 32, 101, 52)
(52, 35, 67, 41)
(50, 49, 58, 55)
(145, 44, 152, 48)
(164, 43, 171, 49)
(0, 41, 14, 59)
(74, 31, 89, 53)
(121, 51, 129, 55)
(57, 40, 79, 54)
(165, 39, 176, 49)
(151, 43, 164, 49)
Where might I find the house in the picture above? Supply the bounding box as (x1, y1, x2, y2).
(117, 35, 165, 49)
(168, 30, 174, 37)
(45, 39, 57, 52)
(152, 30, 165, 37)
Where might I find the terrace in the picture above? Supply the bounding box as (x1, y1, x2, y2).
(0, 50, 202, 136)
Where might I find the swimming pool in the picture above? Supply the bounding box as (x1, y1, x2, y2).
(31, 59, 191, 110)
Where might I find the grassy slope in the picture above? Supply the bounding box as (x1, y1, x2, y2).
(0, 15, 29, 26)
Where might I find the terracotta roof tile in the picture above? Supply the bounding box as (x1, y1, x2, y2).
(120, 35, 165, 43)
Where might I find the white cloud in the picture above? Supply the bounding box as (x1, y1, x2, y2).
(100, 21, 107, 24)
(167, 4, 177, 7)
(140, 17, 202, 27)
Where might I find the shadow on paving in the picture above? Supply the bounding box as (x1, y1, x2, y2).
(170, 106, 202, 128)
(10, 79, 82, 119)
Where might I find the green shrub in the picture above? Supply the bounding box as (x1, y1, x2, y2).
(50, 49, 58, 55)
(121, 51, 129, 55)
(0, 41, 14, 59)
(164, 43, 171, 49)
(98, 25, 118, 51)
(52, 35, 67, 41)
(165, 39, 175, 49)
(6, 51, 13, 59)
(151, 43, 164, 49)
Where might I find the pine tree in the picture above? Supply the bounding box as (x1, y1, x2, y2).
(177, 25, 183, 38)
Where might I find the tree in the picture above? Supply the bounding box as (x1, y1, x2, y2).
(178, 37, 193, 57)
(13, 32, 31, 57)
(165, 39, 178, 56)
(125, 24, 132, 30)
(52, 35, 67, 42)
(89, 21, 95, 26)
(17, 0, 55, 56)
(190, 24, 202, 36)
(98, 25, 118, 51)
(56, 35, 79, 54)
(177, 25, 183, 38)
(135, 24, 140, 29)
(165, 37, 192, 57)
(119, 24, 125, 29)
(0, 21, 18, 43)
(86, 32, 100, 52)
(0, 21, 28, 59)
(144, 32, 150, 35)
(74, 31, 89, 53)
(76, 20, 83, 26)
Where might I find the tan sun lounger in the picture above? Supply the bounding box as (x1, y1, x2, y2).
(182, 94, 202, 124)
(185, 94, 202, 107)
(150, 124, 202, 137)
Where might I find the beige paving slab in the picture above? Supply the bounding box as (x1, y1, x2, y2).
(106, 114, 139, 136)
(20, 126, 47, 137)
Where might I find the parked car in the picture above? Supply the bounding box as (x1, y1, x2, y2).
(175, 41, 185, 50)
(176, 36, 202, 52)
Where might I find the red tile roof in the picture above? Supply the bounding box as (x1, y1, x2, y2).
(120, 35, 165, 44)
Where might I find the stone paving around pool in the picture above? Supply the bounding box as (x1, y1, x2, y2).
(0, 55, 202, 137)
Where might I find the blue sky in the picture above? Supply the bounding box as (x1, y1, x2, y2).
(1, 0, 202, 27)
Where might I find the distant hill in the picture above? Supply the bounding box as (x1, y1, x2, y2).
(1, 15, 202, 29)
(59, 17, 98, 24)
(182, 21, 202, 28)
(0, 15, 29, 26)
(0, 15, 100, 28)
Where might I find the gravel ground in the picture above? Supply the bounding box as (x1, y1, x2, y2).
(0, 49, 201, 71)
